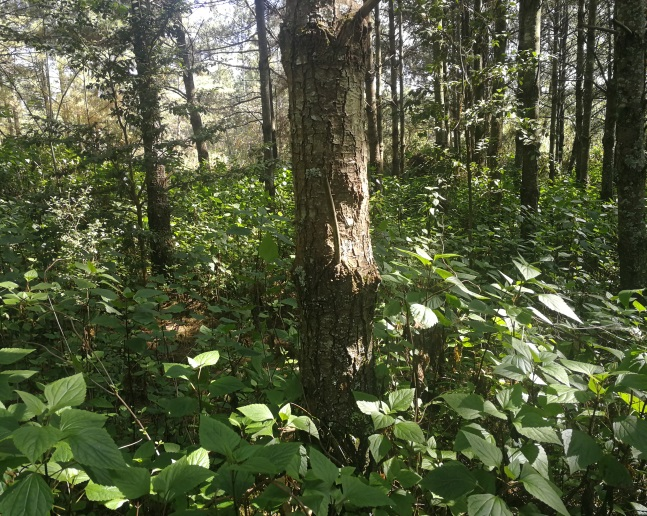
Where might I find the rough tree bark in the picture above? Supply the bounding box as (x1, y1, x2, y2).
(615, 0, 646, 289)
(131, 0, 173, 276)
(366, 13, 383, 175)
(576, 0, 597, 185)
(487, 0, 507, 173)
(279, 0, 382, 436)
(518, 0, 541, 239)
(255, 0, 277, 197)
(567, 0, 586, 175)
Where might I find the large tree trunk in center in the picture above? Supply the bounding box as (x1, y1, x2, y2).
(280, 0, 381, 437)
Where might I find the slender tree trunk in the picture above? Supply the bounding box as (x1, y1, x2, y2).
(549, 0, 561, 180)
(397, 0, 405, 176)
(432, 31, 447, 148)
(518, 0, 541, 238)
(556, 0, 568, 169)
(131, 0, 173, 276)
(279, 0, 381, 438)
(615, 0, 647, 289)
(568, 0, 586, 175)
(366, 14, 382, 175)
(576, 0, 597, 185)
(601, 2, 616, 201)
(255, 0, 277, 196)
(375, 5, 384, 173)
(487, 0, 507, 173)
(388, 0, 400, 176)
(174, 23, 209, 167)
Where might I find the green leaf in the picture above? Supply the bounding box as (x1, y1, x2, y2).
(238, 404, 274, 422)
(133, 288, 164, 300)
(410, 303, 438, 329)
(368, 434, 392, 463)
(23, 270, 38, 282)
(85, 482, 123, 501)
(0, 348, 34, 365)
(309, 446, 338, 486)
(513, 412, 561, 446)
(388, 388, 415, 412)
(537, 294, 581, 323)
(393, 420, 425, 443)
(560, 359, 603, 376)
(421, 461, 477, 500)
(15, 391, 45, 416)
(58, 409, 107, 435)
(468, 494, 514, 516)
(372, 412, 395, 430)
(613, 416, 647, 455)
(460, 431, 502, 469)
(443, 392, 506, 420)
(44, 373, 86, 413)
(208, 376, 245, 397)
(598, 455, 633, 488)
(287, 415, 319, 438)
(259, 233, 279, 262)
(0, 281, 19, 290)
(513, 259, 541, 281)
(64, 428, 126, 469)
(519, 465, 568, 515)
(341, 475, 392, 508)
(12, 425, 61, 462)
(199, 415, 241, 457)
(152, 458, 212, 501)
(0, 473, 54, 516)
(562, 429, 603, 474)
(108, 467, 150, 499)
(188, 351, 220, 369)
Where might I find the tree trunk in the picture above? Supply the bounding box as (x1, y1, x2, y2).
(397, 0, 405, 176)
(568, 0, 586, 175)
(366, 12, 383, 175)
(432, 30, 447, 148)
(487, 0, 507, 173)
(518, 0, 541, 238)
(279, 0, 381, 438)
(174, 23, 210, 168)
(615, 0, 647, 289)
(375, 5, 384, 173)
(255, 0, 277, 197)
(576, 0, 597, 185)
(600, 3, 616, 202)
(131, 0, 173, 276)
(388, 0, 400, 176)
(556, 0, 568, 170)
(549, 0, 561, 180)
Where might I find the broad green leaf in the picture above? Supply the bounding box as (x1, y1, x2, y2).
(85, 482, 123, 501)
(309, 446, 338, 486)
(287, 415, 319, 438)
(259, 233, 279, 262)
(152, 458, 212, 501)
(446, 276, 487, 299)
(460, 431, 502, 469)
(615, 373, 647, 392)
(133, 288, 164, 300)
(520, 465, 568, 515)
(199, 415, 241, 457)
(238, 404, 274, 422)
(368, 434, 392, 463)
(560, 359, 603, 376)
(443, 392, 506, 420)
(341, 475, 392, 508)
(108, 467, 150, 499)
(188, 351, 220, 369)
(208, 376, 245, 397)
(44, 373, 86, 413)
(537, 294, 581, 323)
(59, 409, 107, 436)
(12, 425, 61, 462)
(388, 388, 415, 412)
(157, 397, 199, 418)
(163, 363, 193, 379)
(468, 494, 513, 516)
(23, 270, 38, 282)
(410, 303, 438, 329)
(613, 416, 647, 455)
(598, 455, 632, 488)
(372, 412, 395, 431)
(0, 473, 54, 516)
(393, 420, 425, 443)
(15, 390, 45, 416)
(421, 461, 477, 500)
(64, 428, 126, 469)
(513, 259, 541, 281)
(0, 349, 34, 365)
(562, 429, 603, 474)
(0, 281, 19, 290)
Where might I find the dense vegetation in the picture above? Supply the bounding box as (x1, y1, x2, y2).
(1, 0, 647, 514)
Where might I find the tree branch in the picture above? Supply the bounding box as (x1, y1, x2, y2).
(355, 0, 382, 22)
